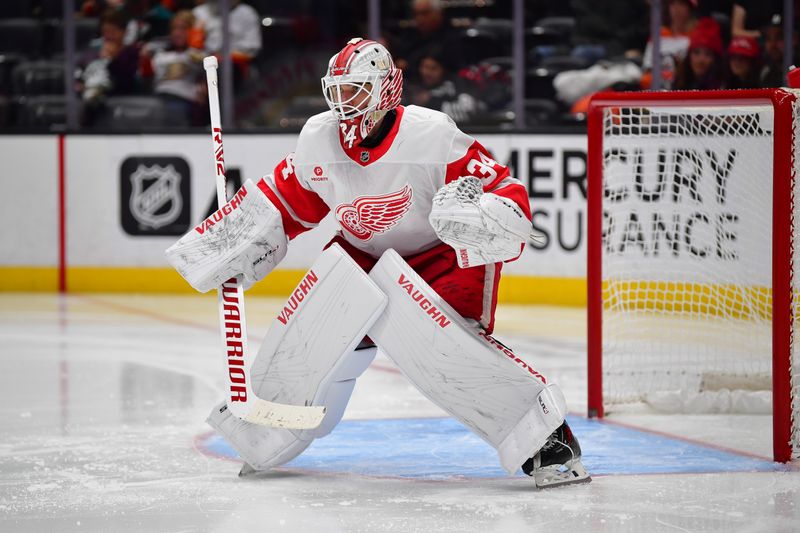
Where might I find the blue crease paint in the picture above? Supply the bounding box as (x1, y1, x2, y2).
(201, 416, 789, 478)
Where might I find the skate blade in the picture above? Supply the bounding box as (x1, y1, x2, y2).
(238, 462, 258, 477)
(534, 459, 592, 489)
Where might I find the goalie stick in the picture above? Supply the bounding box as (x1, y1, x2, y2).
(203, 56, 326, 430)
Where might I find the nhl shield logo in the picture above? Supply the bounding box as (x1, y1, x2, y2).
(360, 151, 370, 163)
(120, 156, 191, 236)
(129, 164, 183, 229)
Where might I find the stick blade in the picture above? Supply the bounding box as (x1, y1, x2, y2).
(240, 399, 327, 429)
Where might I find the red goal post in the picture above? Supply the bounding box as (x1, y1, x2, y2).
(586, 89, 798, 463)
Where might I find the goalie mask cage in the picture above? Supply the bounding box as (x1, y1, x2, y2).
(587, 89, 800, 463)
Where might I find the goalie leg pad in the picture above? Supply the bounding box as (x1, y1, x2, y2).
(300, 345, 377, 438)
(207, 346, 379, 469)
(367, 248, 565, 474)
(165, 179, 288, 293)
(209, 245, 386, 469)
(250, 244, 386, 417)
(207, 400, 312, 469)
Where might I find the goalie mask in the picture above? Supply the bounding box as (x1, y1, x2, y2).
(321, 38, 403, 144)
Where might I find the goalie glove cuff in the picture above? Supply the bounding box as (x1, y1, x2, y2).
(429, 177, 532, 267)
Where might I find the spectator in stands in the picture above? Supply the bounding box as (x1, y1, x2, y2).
(641, 0, 698, 89)
(191, 0, 262, 88)
(403, 47, 484, 123)
(141, 10, 205, 126)
(81, 1, 120, 18)
(732, 1, 762, 39)
(673, 17, 725, 90)
(122, 0, 154, 44)
(457, 61, 512, 112)
(389, 0, 463, 83)
(667, 0, 698, 35)
(77, 9, 141, 124)
(760, 13, 797, 87)
(730, 1, 799, 39)
(725, 35, 761, 88)
(151, 1, 199, 22)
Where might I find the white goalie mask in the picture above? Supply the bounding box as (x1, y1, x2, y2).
(321, 38, 403, 139)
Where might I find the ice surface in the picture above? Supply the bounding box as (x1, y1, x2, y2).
(0, 294, 798, 532)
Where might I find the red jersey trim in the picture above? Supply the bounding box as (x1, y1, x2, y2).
(491, 183, 532, 220)
(445, 139, 509, 191)
(272, 158, 330, 224)
(330, 39, 373, 75)
(340, 106, 406, 167)
(257, 178, 310, 240)
(485, 262, 502, 334)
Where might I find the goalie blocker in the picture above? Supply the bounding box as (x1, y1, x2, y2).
(165, 179, 288, 293)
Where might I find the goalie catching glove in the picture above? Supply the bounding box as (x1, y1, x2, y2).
(165, 179, 288, 292)
(429, 176, 535, 268)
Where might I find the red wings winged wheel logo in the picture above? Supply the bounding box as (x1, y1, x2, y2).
(335, 185, 413, 241)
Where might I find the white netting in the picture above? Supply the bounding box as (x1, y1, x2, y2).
(792, 96, 800, 459)
(600, 95, 800, 459)
(601, 103, 776, 408)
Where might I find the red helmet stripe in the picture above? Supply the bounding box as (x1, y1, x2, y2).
(332, 39, 375, 74)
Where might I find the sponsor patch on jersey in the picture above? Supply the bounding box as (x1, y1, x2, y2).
(311, 165, 327, 182)
(335, 185, 413, 241)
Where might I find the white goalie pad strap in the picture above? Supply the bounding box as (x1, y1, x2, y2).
(165, 179, 288, 293)
(429, 177, 530, 268)
(250, 244, 386, 434)
(367, 249, 562, 474)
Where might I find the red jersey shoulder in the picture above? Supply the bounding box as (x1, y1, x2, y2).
(446, 138, 509, 190)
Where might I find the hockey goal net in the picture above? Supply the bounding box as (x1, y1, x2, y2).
(587, 89, 800, 462)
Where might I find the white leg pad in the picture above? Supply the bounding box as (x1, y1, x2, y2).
(496, 384, 567, 474)
(367, 248, 565, 474)
(207, 245, 386, 470)
(301, 346, 378, 439)
(250, 245, 385, 410)
(328, 345, 378, 382)
(206, 349, 378, 469)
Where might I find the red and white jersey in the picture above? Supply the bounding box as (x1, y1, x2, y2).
(257, 105, 531, 259)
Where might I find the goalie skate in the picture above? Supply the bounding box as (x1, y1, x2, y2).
(522, 422, 591, 489)
(238, 462, 257, 477)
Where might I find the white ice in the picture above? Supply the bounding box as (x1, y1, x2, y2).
(0, 293, 798, 532)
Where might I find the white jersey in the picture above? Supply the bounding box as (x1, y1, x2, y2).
(257, 105, 529, 259)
